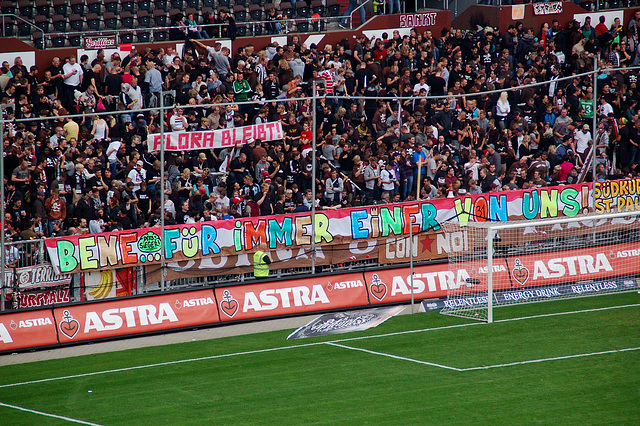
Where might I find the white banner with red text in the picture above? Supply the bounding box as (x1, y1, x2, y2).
(146, 122, 284, 151)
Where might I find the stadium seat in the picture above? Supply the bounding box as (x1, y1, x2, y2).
(33, 36, 44, 50)
(53, 0, 69, 17)
(70, 35, 81, 46)
(70, 14, 84, 32)
(35, 15, 50, 33)
(327, 0, 341, 16)
(153, 9, 169, 27)
(281, 2, 295, 19)
(121, 11, 135, 29)
(154, 30, 169, 41)
(297, 1, 311, 18)
(234, 5, 248, 22)
(36, 0, 52, 18)
(105, 0, 119, 13)
(185, 7, 198, 18)
(579, 0, 592, 9)
(87, 13, 101, 31)
(187, 0, 200, 8)
(253, 23, 263, 36)
(311, 0, 326, 31)
(18, 0, 34, 20)
(53, 15, 68, 33)
(104, 12, 118, 30)
(138, 31, 151, 42)
(219, 0, 231, 9)
(121, 32, 134, 43)
(70, 0, 85, 15)
(2, 19, 14, 37)
(17, 21, 31, 37)
(156, 0, 170, 11)
(138, 10, 152, 28)
(237, 24, 247, 37)
(249, 4, 263, 21)
(88, 0, 102, 14)
(609, 0, 620, 7)
(236, 0, 248, 6)
(137, 0, 152, 12)
(251, 0, 262, 5)
(203, 0, 215, 7)
(1, 1, 16, 16)
(122, 0, 136, 13)
(52, 36, 66, 48)
(171, 0, 185, 9)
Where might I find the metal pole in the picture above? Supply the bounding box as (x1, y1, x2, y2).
(592, 56, 598, 245)
(311, 82, 318, 274)
(409, 210, 414, 314)
(159, 93, 166, 291)
(0, 104, 5, 311)
(592, 55, 598, 192)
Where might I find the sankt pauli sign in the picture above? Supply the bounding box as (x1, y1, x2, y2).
(45, 181, 640, 275)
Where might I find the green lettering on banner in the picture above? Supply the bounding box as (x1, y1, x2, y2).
(57, 240, 78, 273)
(560, 187, 580, 217)
(540, 189, 559, 219)
(420, 203, 440, 231)
(453, 198, 472, 226)
(314, 213, 333, 244)
(78, 237, 98, 270)
(380, 207, 402, 237)
(268, 217, 293, 248)
(522, 191, 539, 220)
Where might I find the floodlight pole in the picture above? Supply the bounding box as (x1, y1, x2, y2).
(592, 55, 598, 199)
(409, 211, 414, 314)
(0, 104, 5, 312)
(592, 56, 599, 245)
(160, 93, 166, 292)
(311, 82, 319, 274)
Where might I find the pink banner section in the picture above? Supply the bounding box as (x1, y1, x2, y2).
(146, 122, 284, 151)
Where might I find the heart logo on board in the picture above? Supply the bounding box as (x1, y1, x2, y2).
(512, 259, 529, 286)
(220, 290, 239, 318)
(370, 274, 388, 301)
(59, 310, 80, 339)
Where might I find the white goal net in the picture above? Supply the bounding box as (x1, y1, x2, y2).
(441, 210, 640, 323)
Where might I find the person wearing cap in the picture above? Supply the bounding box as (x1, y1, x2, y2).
(127, 160, 147, 192)
(574, 124, 592, 161)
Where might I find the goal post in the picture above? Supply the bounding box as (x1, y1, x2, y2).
(441, 210, 640, 323)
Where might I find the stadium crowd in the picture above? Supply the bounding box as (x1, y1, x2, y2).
(1, 10, 640, 240)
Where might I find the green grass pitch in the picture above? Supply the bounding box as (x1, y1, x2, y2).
(0, 292, 638, 424)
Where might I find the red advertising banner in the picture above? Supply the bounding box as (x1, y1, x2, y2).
(0, 310, 58, 351)
(366, 241, 640, 303)
(146, 122, 284, 151)
(215, 274, 369, 321)
(53, 290, 220, 343)
(19, 287, 70, 308)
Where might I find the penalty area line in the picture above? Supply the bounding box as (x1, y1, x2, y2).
(461, 346, 640, 371)
(325, 342, 464, 371)
(0, 401, 103, 425)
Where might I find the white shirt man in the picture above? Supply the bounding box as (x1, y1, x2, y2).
(170, 108, 188, 131)
(127, 161, 147, 192)
(574, 125, 592, 155)
(62, 56, 83, 88)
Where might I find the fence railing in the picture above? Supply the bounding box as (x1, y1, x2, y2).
(0, 13, 345, 48)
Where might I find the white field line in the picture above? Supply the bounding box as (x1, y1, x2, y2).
(0, 401, 103, 425)
(325, 342, 464, 371)
(459, 347, 640, 371)
(0, 303, 638, 389)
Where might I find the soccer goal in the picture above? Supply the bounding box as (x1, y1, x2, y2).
(440, 210, 640, 323)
